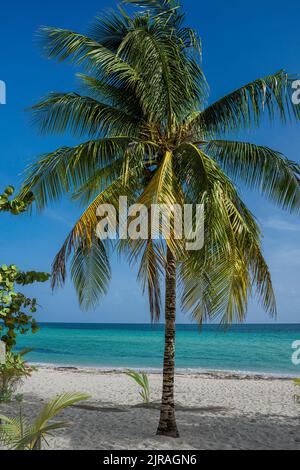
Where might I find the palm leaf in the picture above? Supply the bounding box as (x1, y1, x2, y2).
(31, 92, 140, 137)
(136, 238, 165, 321)
(88, 7, 132, 51)
(19, 138, 131, 208)
(4, 393, 90, 450)
(191, 70, 300, 137)
(71, 236, 111, 309)
(179, 155, 276, 324)
(51, 174, 139, 290)
(206, 140, 300, 213)
(77, 74, 144, 118)
(39, 26, 139, 86)
(116, 27, 200, 123)
(33, 392, 90, 431)
(125, 369, 150, 403)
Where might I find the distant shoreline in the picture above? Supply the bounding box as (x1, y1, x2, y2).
(33, 322, 300, 326)
(31, 363, 297, 380)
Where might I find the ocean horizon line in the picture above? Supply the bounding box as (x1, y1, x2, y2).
(35, 321, 300, 325)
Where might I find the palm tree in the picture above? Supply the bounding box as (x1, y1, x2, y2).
(20, 0, 300, 437)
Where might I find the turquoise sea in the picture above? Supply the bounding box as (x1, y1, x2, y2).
(14, 323, 300, 376)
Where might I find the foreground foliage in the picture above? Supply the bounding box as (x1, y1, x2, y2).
(0, 264, 49, 350)
(0, 186, 34, 215)
(294, 379, 300, 404)
(0, 187, 50, 350)
(0, 350, 35, 403)
(125, 369, 150, 403)
(0, 392, 90, 450)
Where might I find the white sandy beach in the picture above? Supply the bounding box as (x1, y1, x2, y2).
(1, 366, 299, 450)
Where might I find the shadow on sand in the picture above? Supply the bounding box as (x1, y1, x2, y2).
(1, 394, 299, 450)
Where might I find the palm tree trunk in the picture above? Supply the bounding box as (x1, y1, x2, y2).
(156, 246, 179, 438)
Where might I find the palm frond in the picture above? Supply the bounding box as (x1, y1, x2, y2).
(38, 25, 194, 121)
(125, 369, 150, 403)
(88, 7, 132, 51)
(77, 74, 144, 118)
(51, 175, 138, 290)
(70, 235, 111, 309)
(138, 150, 179, 207)
(206, 140, 300, 213)
(31, 92, 140, 137)
(179, 154, 276, 324)
(0, 414, 29, 447)
(33, 392, 90, 431)
(71, 158, 123, 207)
(136, 238, 165, 321)
(19, 138, 130, 208)
(115, 27, 201, 123)
(39, 26, 139, 86)
(4, 392, 90, 450)
(191, 70, 300, 137)
(174, 142, 209, 201)
(249, 248, 276, 316)
(122, 0, 179, 13)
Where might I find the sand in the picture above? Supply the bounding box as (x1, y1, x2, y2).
(0, 366, 299, 450)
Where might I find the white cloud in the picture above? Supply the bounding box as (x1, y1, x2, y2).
(263, 217, 300, 232)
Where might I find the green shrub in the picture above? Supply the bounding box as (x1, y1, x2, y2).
(0, 349, 35, 403)
(0, 264, 49, 350)
(0, 186, 50, 351)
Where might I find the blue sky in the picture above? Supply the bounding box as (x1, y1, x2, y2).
(0, 0, 299, 324)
